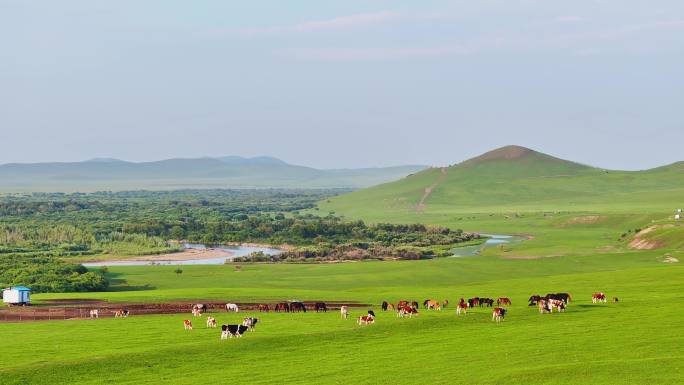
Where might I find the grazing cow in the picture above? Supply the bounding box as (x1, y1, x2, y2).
(547, 293, 572, 304)
(613, 297, 619, 303)
(387, 303, 395, 311)
(89, 309, 99, 319)
(225, 303, 239, 312)
(274, 303, 290, 312)
(497, 297, 512, 306)
(340, 305, 349, 319)
(114, 309, 129, 318)
(456, 302, 468, 316)
(538, 300, 552, 314)
(257, 304, 270, 312)
(358, 314, 375, 325)
(192, 303, 207, 316)
(480, 298, 494, 307)
(411, 301, 419, 310)
(381, 301, 389, 311)
(242, 317, 259, 331)
(550, 299, 566, 312)
(289, 302, 307, 312)
(221, 324, 249, 339)
(314, 302, 327, 312)
(397, 306, 418, 318)
(183, 320, 193, 330)
(425, 300, 441, 311)
(367, 310, 376, 318)
(592, 292, 607, 303)
(468, 298, 480, 308)
(442, 299, 449, 309)
(492, 307, 507, 322)
(206, 317, 217, 328)
(528, 295, 542, 306)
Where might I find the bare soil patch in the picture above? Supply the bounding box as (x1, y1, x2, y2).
(557, 215, 605, 227)
(628, 225, 674, 250)
(0, 300, 371, 322)
(84, 248, 234, 263)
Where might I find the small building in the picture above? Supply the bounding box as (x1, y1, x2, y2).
(2, 286, 31, 306)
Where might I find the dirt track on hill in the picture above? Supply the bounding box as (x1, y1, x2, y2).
(0, 300, 372, 322)
(417, 167, 447, 211)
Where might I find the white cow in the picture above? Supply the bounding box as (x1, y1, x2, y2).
(225, 303, 239, 312)
(340, 305, 349, 319)
(206, 317, 217, 328)
(89, 309, 99, 319)
(676, 214, 681, 220)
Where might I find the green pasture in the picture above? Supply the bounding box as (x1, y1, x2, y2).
(1, 250, 682, 384)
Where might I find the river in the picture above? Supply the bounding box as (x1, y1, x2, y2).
(82, 244, 282, 266)
(83, 235, 521, 266)
(450, 234, 524, 257)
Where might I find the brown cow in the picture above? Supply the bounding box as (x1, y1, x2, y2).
(425, 300, 441, 311)
(456, 302, 468, 316)
(492, 307, 507, 322)
(497, 297, 512, 306)
(592, 292, 607, 303)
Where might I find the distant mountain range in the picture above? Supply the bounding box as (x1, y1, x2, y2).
(0, 156, 427, 192)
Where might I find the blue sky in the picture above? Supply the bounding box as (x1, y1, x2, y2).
(1, 1, 683, 169)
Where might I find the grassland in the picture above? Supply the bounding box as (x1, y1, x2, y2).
(1, 146, 683, 384)
(0, 250, 682, 385)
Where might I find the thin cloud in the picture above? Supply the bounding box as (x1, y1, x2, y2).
(555, 16, 585, 23)
(227, 11, 399, 37)
(277, 19, 684, 61)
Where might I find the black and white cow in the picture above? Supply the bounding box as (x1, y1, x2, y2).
(221, 324, 249, 339)
(242, 317, 259, 331)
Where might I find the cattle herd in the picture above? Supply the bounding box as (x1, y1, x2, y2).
(94, 292, 616, 340)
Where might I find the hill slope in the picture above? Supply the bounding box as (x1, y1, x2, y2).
(320, 145, 684, 216)
(0, 156, 426, 192)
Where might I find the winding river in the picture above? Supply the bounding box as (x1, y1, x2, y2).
(83, 244, 282, 267)
(450, 234, 525, 257)
(83, 234, 523, 266)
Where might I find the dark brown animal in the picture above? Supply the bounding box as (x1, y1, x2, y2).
(497, 297, 512, 306)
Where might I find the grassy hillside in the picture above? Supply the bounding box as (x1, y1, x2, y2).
(319, 146, 684, 257)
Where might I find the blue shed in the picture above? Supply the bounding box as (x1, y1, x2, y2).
(2, 286, 31, 305)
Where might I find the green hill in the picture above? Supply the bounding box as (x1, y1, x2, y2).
(319, 145, 684, 257)
(321, 145, 684, 215)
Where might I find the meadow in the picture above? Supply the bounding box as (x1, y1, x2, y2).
(1, 249, 682, 384)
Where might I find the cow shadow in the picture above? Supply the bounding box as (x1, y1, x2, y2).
(571, 304, 611, 312)
(105, 272, 155, 292)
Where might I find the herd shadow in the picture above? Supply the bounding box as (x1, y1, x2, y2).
(105, 272, 156, 292)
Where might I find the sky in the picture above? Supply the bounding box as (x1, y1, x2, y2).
(1, 0, 683, 170)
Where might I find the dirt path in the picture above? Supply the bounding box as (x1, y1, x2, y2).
(0, 300, 372, 322)
(417, 167, 447, 211)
